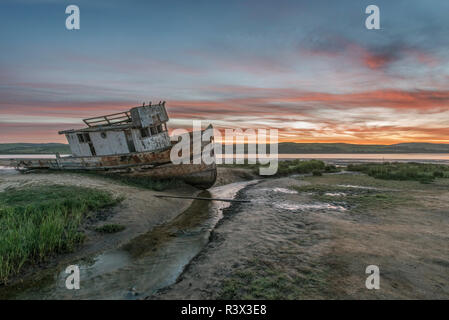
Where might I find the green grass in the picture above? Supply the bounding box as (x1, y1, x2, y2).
(218, 259, 327, 299)
(348, 162, 449, 183)
(220, 159, 338, 177)
(94, 224, 126, 234)
(0, 185, 121, 284)
(277, 159, 326, 175)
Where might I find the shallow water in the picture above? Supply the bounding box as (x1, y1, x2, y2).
(220, 153, 449, 162)
(274, 202, 347, 212)
(324, 192, 347, 197)
(0, 180, 255, 300)
(2, 153, 449, 162)
(0, 155, 70, 159)
(337, 184, 381, 190)
(259, 187, 298, 194)
(0, 166, 17, 174)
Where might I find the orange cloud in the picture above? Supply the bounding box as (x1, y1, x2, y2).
(2, 88, 448, 144)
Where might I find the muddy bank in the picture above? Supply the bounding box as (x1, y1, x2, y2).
(3, 166, 446, 299)
(153, 174, 449, 299)
(0, 171, 198, 288)
(214, 167, 258, 186)
(0, 167, 254, 264)
(0, 167, 256, 298)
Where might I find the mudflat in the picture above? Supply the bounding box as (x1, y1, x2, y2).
(154, 173, 449, 299)
(0, 166, 254, 294)
(1, 167, 447, 299)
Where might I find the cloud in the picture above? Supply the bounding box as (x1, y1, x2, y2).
(1, 1, 448, 144)
(300, 36, 440, 71)
(2, 86, 448, 144)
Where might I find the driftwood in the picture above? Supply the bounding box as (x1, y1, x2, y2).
(154, 194, 250, 203)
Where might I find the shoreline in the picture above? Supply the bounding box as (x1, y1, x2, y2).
(152, 173, 449, 300)
(1, 164, 448, 299)
(0, 172, 200, 291)
(150, 178, 261, 300)
(0, 167, 256, 298)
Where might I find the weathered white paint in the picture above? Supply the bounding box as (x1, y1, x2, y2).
(64, 104, 171, 156)
(130, 104, 169, 128)
(66, 133, 92, 157)
(89, 131, 129, 155)
(133, 130, 170, 152)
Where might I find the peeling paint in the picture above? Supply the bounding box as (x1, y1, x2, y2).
(0, 103, 217, 189)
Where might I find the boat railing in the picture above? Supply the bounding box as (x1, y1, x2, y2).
(83, 111, 132, 127)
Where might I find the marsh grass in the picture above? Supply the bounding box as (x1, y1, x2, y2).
(220, 159, 338, 177)
(348, 162, 449, 183)
(218, 259, 327, 299)
(0, 185, 120, 284)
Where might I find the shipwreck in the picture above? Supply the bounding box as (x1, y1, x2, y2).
(0, 102, 217, 189)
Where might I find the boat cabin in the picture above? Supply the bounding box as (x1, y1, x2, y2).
(59, 101, 171, 157)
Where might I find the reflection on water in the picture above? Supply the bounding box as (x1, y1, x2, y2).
(0, 181, 254, 300)
(324, 192, 347, 197)
(0, 166, 17, 173)
(259, 187, 298, 194)
(337, 184, 382, 190)
(0, 155, 70, 159)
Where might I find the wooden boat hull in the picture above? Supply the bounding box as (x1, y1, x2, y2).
(126, 162, 217, 190)
(0, 151, 217, 189)
(0, 126, 217, 189)
(0, 148, 172, 171)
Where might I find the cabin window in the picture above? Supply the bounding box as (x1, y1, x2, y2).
(150, 126, 157, 135)
(77, 134, 85, 143)
(101, 132, 107, 139)
(140, 128, 150, 138)
(78, 133, 91, 143)
(157, 124, 162, 133)
(83, 133, 91, 142)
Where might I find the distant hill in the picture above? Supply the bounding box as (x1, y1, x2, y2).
(1, 142, 449, 155)
(277, 142, 449, 154)
(0, 143, 71, 155)
(229, 142, 449, 154)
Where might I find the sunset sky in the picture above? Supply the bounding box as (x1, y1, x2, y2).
(0, 0, 448, 144)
